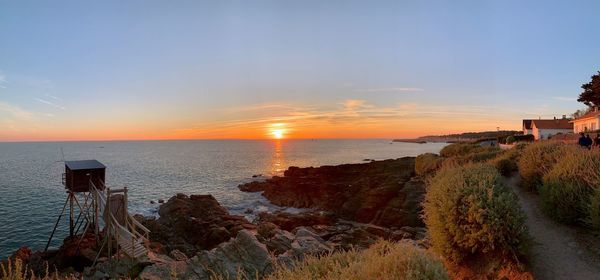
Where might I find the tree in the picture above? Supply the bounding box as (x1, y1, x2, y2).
(577, 71, 600, 107)
(571, 107, 591, 119)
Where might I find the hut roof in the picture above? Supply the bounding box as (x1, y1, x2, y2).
(65, 160, 106, 170)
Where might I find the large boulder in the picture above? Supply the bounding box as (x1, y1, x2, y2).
(239, 158, 425, 228)
(140, 194, 256, 256)
(188, 230, 275, 280)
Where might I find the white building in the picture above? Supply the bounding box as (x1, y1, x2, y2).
(530, 118, 573, 140)
(570, 109, 600, 133)
(522, 120, 532, 135)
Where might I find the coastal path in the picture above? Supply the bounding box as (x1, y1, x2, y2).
(505, 176, 600, 280)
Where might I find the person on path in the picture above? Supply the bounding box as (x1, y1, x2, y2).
(586, 134, 593, 149)
(578, 133, 587, 147)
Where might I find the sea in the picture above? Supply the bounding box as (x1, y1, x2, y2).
(0, 139, 446, 259)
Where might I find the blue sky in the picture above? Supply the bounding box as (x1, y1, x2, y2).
(1, 0, 599, 140)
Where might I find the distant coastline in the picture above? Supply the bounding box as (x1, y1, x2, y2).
(393, 130, 520, 144)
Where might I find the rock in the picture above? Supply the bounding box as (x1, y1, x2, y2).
(244, 208, 254, 214)
(54, 232, 97, 271)
(150, 200, 156, 204)
(138, 253, 200, 280)
(238, 158, 425, 229)
(169, 249, 188, 262)
(10, 247, 32, 262)
(189, 230, 274, 279)
(256, 211, 336, 231)
(263, 230, 295, 255)
(140, 194, 255, 257)
(257, 222, 279, 239)
(158, 199, 165, 204)
(285, 227, 332, 259)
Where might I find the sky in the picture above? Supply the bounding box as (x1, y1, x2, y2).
(1, 0, 599, 141)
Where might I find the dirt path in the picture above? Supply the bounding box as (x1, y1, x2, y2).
(506, 176, 600, 280)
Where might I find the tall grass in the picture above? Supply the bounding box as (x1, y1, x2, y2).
(517, 142, 579, 191)
(0, 258, 73, 280)
(439, 143, 501, 163)
(423, 164, 529, 264)
(540, 149, 600, 226)
(415, 153, 443, 176)
(261, 240, 448, 280)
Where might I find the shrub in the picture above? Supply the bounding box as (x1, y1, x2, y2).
(505, 136, 516, 144)
(415, 153, 443, 176)
(439, 143, 502, 164)
(540, 149, 600, 225)
(517, 142, 577, 191)
(589, 188, 600, 230)
(514, 134, 534, 142)
(439, 143, 479, 158)
(263, 240, 449, 280)
(423, 164, 528, 264)
(488, 148, 520, 176)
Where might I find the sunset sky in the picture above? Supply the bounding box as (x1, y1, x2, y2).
(1, 0, 600, 141)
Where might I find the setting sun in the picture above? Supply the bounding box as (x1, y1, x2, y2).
(269, 123, 287, 139)
(272, 129, 284, 139)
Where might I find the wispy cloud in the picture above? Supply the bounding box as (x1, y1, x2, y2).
(33, 97, 66, 110)
(172, 99, 520, 139)
(44, 94, 61, 101)
(0, 102, 34, 119)
(354, 87, 424, 93)
(551, 96, 576, 102)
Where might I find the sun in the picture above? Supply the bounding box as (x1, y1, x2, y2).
(271, 129, 284, 139)
(268, 123, 287, 139)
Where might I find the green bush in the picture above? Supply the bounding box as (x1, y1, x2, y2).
(423, 164, 528, 263)
(488, 148, 520, 176)
(517, 142, 576, 191)
(415, 153, 443, 176)
(505, 136, 516, 144)
(589, 188, 600, 230)
(540, 149, 600, 225)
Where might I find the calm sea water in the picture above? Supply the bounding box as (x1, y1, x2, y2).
(0, 139, 446, 258)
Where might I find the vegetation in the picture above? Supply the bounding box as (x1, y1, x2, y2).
(262, 240, 449, 280)
(418, 130, 520, 141)
(577, 71, 600, 107)
(423, 164, 529, 264)
(439, 143, 502, 164)
(540, 149, 600, 226)
(517, 142, 577, 191)
(415, 153, 443, 176)
(0, 258, 73, 280)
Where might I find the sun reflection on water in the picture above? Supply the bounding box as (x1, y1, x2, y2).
(270, 139, 286, 174)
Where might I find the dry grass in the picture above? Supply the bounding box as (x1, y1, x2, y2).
(540, 148, 600, 226)
(517, 142, 580, 191)
(415, 153, 443, 176)
(0, 258, 75, 280)
(260, 240, 448, 280)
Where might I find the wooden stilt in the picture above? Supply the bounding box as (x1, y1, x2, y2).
(44, 195, 70, 252)
(69, 191, 74, 237)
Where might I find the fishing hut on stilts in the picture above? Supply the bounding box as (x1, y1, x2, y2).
(45, 160, 150, 266)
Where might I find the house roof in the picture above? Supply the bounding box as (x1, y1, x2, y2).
(65, 160, 106, 170)
(531, 119, 573, 130)
(522, 120, 532, 130)
(571, 110, 600, 122)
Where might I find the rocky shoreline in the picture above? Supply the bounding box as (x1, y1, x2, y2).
(5, 157, 428, 279)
